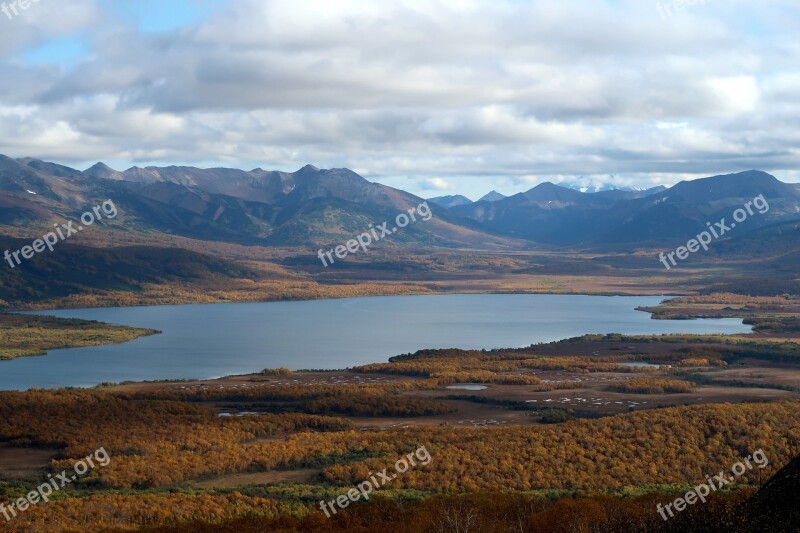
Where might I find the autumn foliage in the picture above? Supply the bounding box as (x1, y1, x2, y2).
(607, 378, 695, 394)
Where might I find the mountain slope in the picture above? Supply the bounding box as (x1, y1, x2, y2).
(2, 157, 799, 250)
(742, 453, 800, 531)
(452, 182, 615, 243)
(0, 237, 260, 307)
(594, 170, 800, 245)
(453, 171, 800, 246)
(0, 157, 516, 249)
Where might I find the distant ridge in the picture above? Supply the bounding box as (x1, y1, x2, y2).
(0, 155, 513, 249)
(479, 190, 506, 202)
(560, 181, 665, 194)
(428, 194, 473, 209)
(451, 170, 800, 245)
(1, 155, 799, 250)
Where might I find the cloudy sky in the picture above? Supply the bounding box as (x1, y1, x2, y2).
(1, 0, 798, 199)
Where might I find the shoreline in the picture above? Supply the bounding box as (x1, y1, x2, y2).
(0, 293, 756, 391)
(7, 287, 684, 313)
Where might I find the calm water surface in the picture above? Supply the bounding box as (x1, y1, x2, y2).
(619, 362, 664, 369)
(0, 294, 750, 390)
(446, 385, 489, 391)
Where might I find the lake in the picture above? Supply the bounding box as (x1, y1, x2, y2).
(618, 362, 664, 369)
(446, 385, 489, 391)
(1, 294, 751, 390)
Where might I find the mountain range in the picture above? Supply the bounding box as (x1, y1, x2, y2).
(429, 190, 508, 209)
(451, 172, 800, 246)
(1, 155, 799, 251)
(560, 181, 664, 194)
(0, 155, 510, 249)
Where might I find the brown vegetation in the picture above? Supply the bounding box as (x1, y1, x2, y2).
(0, 314, 158, 360)
(607, 378, 695, 394)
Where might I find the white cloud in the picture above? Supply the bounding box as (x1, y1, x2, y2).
(0, 0, 798, 198)
(421, 177, 454, 191)
(0, 0, 100, 57)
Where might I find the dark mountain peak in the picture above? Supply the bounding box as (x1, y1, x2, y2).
(87, 162, 115, 171)
(738, 169, 776, 178)
(429, 194, 473, 209)
(479, 190, 506, 202)
(296, 164, 320, 175)
(0, 153, 22, 167)
(23, 159, 84, 179)
(0, 155, 56, 195)
(523, 182, 585, 203)
(531, 181, 560, 191)
(529, 181, 581, 194)
(288, 166, 375, 204)
(0, 155, 28, 188)
(706, 169, 779, 187)
(324, 167, 361, 176)
(84, 162, 121, 180)
(670, 170, 794, 202)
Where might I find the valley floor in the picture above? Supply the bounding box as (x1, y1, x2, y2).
(1, 327, 799, 532)
(4, 235, 790, 311)
(1, 252, 798, 531)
